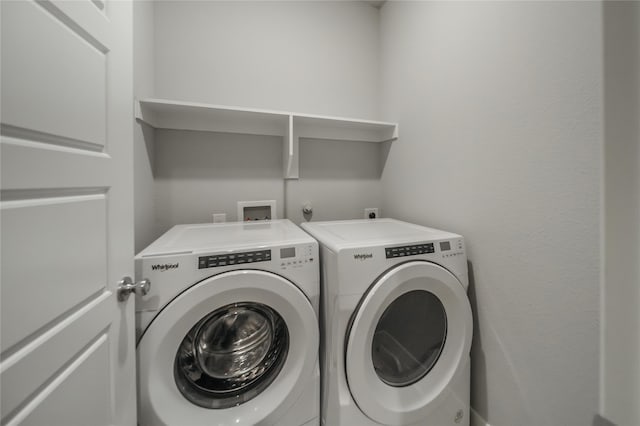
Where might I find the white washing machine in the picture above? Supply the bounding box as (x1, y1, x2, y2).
(135, 220, 319, 426)
(301, 218, 472, 426)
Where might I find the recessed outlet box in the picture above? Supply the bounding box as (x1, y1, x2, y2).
(364, 208, 379, 219)
(238, 200, 277, 221)
(212, 213, 226, 223)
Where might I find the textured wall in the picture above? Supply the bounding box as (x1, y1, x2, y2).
(602, 2, 640, 424)
(133, 0, 157, 252)
(147, 1, 382, 240)
(379, 2, 602, 425)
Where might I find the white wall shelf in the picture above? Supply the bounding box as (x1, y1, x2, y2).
(135, 98, 398, 179)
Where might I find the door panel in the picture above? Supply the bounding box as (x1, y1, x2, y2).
(1, 194, 107, 350)
(0, 0, 135, 424)
(1, 0, 108, 148)
(13, 335, 112, 426)
(0, 138, 109, 189)
(1, 292, 110, 417)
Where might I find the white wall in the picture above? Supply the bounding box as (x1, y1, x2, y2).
(379, 3, 602, 426)
(153, 130, 285, 231)
(147, 1, 382, 239)
(133, 0, 156, 252)
(602, 2, 640, 425)
(154, 1, 380, 118)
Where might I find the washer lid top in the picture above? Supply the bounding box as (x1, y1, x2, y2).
(301, 218, 461, 252)
(137, 219, 314, 257)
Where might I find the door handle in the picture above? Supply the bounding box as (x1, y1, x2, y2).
(117, 276, 151, 302)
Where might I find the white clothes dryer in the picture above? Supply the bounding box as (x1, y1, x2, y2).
(135, 220, 319, 426)
(301, 219, 472, 426)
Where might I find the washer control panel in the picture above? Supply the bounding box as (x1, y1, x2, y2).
(385, 243, 434, 258)
(440, 238, 465, 258)
(198, 249, 271, 269)
(279, 243, 315, 270)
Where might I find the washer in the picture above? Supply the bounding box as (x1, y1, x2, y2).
(301, 218, 472, 426)
(135, 219, 319, 426)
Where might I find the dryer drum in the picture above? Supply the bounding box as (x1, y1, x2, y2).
(174, 302, 290, 409)
(371, 289, 447, 387)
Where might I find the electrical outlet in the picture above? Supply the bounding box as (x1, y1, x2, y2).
(364, 208, 379, 219)
(212, 213, 226, 223)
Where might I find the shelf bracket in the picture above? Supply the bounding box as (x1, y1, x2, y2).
(284, 114, 299, 179)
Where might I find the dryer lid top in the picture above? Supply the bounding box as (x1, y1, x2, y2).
(137, 219, 314, 257)
(301, 218, 460, 251)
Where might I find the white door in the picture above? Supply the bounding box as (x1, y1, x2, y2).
(345, 261, 473, 426)
(1, 0, 135, 425)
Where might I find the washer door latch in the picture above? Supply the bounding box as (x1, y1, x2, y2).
(117, 276, 151, 302)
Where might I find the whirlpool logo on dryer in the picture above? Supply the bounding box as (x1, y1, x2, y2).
(353, 253, 373, 261)
(151, 263, 179, 271)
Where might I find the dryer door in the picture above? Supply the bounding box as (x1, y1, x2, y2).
(345, 261, 472, 426)
(137, 270, 318, 426)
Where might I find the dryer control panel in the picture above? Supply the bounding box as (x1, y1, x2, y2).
(385, 243, 434, 258)
(385, 239, 465, 259)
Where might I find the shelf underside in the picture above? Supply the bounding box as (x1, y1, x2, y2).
(136, 98, 398, 143)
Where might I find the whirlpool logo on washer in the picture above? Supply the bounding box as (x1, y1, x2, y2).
(151, 263, 179, 271)
(353, 253, 373, 261)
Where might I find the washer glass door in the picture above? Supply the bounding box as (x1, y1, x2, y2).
(137, 269, 318, 426)
(175, 301, 289, 408)
(345, 261, 472, 426)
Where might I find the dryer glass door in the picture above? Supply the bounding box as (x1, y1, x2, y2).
(345, 261, 472, 426)
(372, 289, 447, 387)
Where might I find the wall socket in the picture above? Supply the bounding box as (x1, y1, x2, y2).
(364, 208, 379, 219)
(212, 213, 226, 223)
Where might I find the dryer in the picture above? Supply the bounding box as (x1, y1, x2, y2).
(301, 218, 472, 426)
(135, 220, 319, 426)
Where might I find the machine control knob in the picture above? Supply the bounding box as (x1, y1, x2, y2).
(117, 276, 151, 302)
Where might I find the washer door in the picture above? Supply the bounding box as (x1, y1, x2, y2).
(345, 261, 472, 426)
(138, 270, 318, 426)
